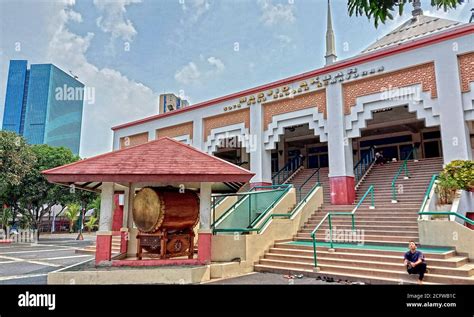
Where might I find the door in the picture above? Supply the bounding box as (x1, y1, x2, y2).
(424, 141, 441, 158)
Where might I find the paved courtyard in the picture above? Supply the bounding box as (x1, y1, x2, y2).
(0, 233, 95, 284)
(207, 272, 341, 285)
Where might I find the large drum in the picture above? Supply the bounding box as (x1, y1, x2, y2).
(132, 188, 199, 233)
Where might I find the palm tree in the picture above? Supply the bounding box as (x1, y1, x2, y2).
(64, 203, 81, 233)
(84, 215, 98, 233)
(0, 207, 12, 232)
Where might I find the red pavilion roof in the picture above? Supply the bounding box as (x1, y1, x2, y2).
(42, 137, 254, 184)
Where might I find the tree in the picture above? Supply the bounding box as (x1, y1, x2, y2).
(87, 197, 101, 218)
(64, 203, 81, 233)
(13, 144, 80, 240)
(0, 131, 35, 210)
(0, 207, 12, 232)
(348, 0, 465, 27)
(84, 215, 98, 233)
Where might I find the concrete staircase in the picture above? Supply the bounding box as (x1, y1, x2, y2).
(255, 157, 474, 284)
(286, 167, 330, 203)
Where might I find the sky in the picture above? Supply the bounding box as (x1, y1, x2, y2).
(0, 0, 472, 158)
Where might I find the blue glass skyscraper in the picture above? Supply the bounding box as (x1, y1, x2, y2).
(2, 60, 84, 155)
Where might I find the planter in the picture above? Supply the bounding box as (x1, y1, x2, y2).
(466, 212, 474, 230)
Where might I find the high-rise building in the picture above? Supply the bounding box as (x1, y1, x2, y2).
(2, 60, 84, 155)
(159, 93, 189, 114)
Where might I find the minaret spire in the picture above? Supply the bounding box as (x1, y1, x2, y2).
(325, 0, 337, 65)
(412, 0, 423, 17)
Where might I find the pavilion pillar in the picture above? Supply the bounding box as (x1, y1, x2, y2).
(126, 184, 136, 229)
(198, 182, 212, 264)
(120, 185, 131, 255)
(326, 83, 356, 205)
(96, 182, 114, 265)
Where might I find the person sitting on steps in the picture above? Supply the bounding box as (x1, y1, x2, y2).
(375, 151, 384, 165)
(404, 241, 428, 285)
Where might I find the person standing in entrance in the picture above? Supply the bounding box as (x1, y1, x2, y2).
(404, 241, 428, 284)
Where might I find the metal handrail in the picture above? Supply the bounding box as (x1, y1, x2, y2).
(250, 185, 293, 227)
(311, 185, 375, 267)
(212, 184, 293, 233)
(297, 168, 320, 202)
(272, 156, 303, 185)
(243, 183, 323, 236)
(354, 146, 375, 184)
(419, 174, 438, 214)
(418, 212, 474, 226)
(211, 186, 261, 229)
(273, 182, 321, 218)
(391, 146, 416, 202)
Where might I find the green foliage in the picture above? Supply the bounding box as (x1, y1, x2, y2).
(0, 207, 12, 231)
(87, 197, 101, 218)
(84, 215, 98, 233)
(436, 160, 474, 204)
(65, 203, 81, 233)
(0, 131, 35, 196)
(348, 0, 464, 27)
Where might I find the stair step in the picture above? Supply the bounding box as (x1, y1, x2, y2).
(267, 247, 468, 268)
(274, 242, 456, 259)
(296, 235, 419, 244)
(300, 225, 419, 232)
(254, 261, 474, 284)
(254, 263, 435, 284)
(260, 255, 474, 277)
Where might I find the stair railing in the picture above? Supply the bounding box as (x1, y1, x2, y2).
(419, 174, 438, 214)
(391, 146, 417, 203)
(297, 168, 320, 202)
(417, 174, 474, 228)
(211, 184, 293, 234)
(272, 156, 303, 185)
(354, 146, 376, 185)
(311, 185, 374, 268)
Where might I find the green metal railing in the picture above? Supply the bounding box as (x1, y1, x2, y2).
(419, 174, 438, 214)
(272, 156, 303, 185)
(212, 184, 293, 234)
(417, 174, 474, 227)
(417, 211, 474, 226)
(311, 185, 375, 267)
(250, 182, 322, 235)
(354, 146, 375, 184)
(297, 168, 320, 202)
(273, 182, 321, 219)
(391, 146, 417, 202)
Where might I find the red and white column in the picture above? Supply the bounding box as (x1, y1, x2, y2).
(95, 182, 114, 265)
(326, 80, 356, 205)
(198, 182, 213, 264)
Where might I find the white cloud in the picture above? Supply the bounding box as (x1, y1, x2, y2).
(174, 62, 201, 85)
(207, 56, 225, 73)
(93, 0, 141, 42)
(181, 0, 210, 23)
(425, 2, 470, 21)
(174, 56, 225, 85)
(258, 0, 296, 26)
(44, 1, 158, 157)
(276, 34, 292, 44)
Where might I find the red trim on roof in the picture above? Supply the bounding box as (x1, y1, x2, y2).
(42, 137, 254, 184)
(45, 174, 253, 183)
(111, 23, 474, 131)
